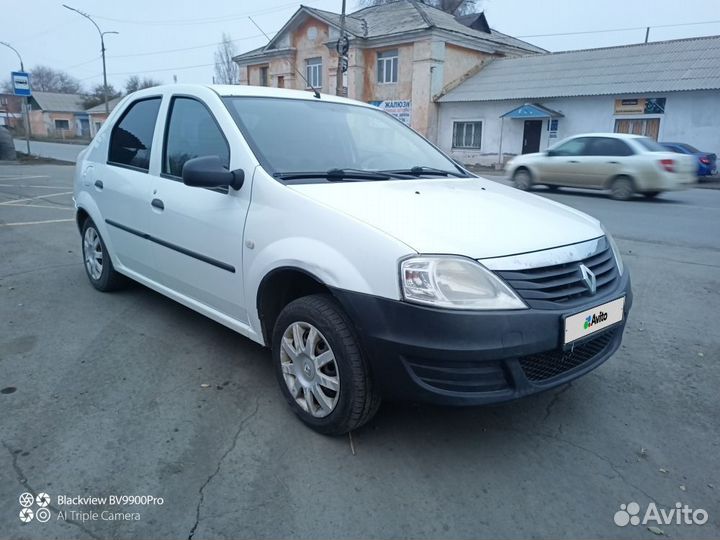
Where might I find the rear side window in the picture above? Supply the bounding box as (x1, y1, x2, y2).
(163, 97, 229, 178)
(586, 137, 634, 156)
(108, 98, 161, 171)
(635, 137, 668, 152)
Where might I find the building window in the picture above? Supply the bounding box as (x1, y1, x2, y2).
(306, 57, 322, 89)
(54, 119, 70, 130)
(259, 66, 268, 87)
(377, 49, 398, 84)
(452, 121, 482, 149)
(614, 118, 660, 140)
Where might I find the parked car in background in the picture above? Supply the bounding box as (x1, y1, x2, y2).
(659, 142, 717, 179)
(74, 85, 632, 434)
(506, 133, 696, 200)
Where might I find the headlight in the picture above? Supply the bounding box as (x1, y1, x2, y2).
(400, 256, 527, 310)
(602, 226, 624, 275)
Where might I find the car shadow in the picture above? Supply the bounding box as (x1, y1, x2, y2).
(530, 186, 684, 204)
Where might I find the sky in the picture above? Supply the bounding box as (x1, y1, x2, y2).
(2, 0, 720, 93)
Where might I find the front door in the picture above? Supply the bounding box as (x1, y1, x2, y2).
(147, 95, 252, 322)
(522, 120, 542, 154)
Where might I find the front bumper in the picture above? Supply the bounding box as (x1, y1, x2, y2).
(331, 272, 632, 405)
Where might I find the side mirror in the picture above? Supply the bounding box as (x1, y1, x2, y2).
(182, 156, 244, 190)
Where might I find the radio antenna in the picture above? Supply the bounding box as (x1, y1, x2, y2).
(248, 16, 321, 99)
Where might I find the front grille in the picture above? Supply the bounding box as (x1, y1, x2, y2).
(496, 239, 618, 309)
(519, 329, 617, 382)
(404, 356, 508, 393)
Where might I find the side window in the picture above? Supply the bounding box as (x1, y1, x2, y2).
(163, 97, 229, 178)
(108, 98, 162, 171)
(552, 137, 589, 156)
(587, 137, 634, 157)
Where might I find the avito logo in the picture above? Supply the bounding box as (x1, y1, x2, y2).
(584, 310, 608, 329)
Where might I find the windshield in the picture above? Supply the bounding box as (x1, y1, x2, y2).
(224, 97, 465, 180)
(679, 143, 700, 153)
(635, 137, 668, 152)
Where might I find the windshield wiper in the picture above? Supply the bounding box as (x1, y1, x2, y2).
(274, 168, 393, 181)
(380, 165, 466, 178)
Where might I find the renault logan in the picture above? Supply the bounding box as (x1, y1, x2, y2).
(74, 85, 632, 434)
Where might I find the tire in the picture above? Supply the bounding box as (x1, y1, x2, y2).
(272, 294, 380, 435)
(81, 218, 127, 292)
(642, 191, 661, 199)
(512, 168, 532, 190)
(610, 176, 635, 201)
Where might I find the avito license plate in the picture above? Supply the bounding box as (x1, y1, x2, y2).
(564, 297, 625, 345)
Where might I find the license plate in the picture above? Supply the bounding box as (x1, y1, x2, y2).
(564, 297, 625, 345)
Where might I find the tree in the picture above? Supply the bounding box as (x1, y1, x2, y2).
(214, 33, 239, 84)
(359, 0, 478, 16)
(81, 83, 122, 109)
(125, 75, 162, 94)
(28, 65, 82, 93)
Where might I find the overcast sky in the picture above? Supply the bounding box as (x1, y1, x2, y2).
(2, 0, 720, 93)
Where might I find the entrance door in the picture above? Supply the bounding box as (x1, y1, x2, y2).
(522, 120, 542, 154)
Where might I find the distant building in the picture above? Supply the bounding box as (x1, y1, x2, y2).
(27, 92, 87, 139)
(0, 93, 23, 131)
(85, 96, 124, 137)
(436, 35, 720, 166)
(232, 0, 543, 139)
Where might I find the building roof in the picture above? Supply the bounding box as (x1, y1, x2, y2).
(234, 0, 544, 63)
(439, 35, 720, 102)
(85, 96, 124, 113)
(30, 91, 85, 112)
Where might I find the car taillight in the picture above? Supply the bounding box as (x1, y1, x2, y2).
(659, 159, 675, 172)
(700, 157, 710, 164)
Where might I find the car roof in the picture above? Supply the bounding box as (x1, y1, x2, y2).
(569, 132, 648, 139)
(128, 83, 372, 108)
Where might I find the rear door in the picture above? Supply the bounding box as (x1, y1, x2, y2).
(580, 137, 634, 187)
(96, 97, 162, 277)
(145, 95, 253, 322)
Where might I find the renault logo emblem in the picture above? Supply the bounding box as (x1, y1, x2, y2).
(579, 264, 597, 294)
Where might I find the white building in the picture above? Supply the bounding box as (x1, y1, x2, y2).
(435, 35, 720, 167)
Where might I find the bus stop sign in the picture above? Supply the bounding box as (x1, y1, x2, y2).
(11, 71, 31, 96)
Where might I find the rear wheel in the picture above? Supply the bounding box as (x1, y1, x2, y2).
(610, 176, 635, 201)
(81, 219, 127, 291)
(272, 294, 380, 435)
(513, 168, 533, 190)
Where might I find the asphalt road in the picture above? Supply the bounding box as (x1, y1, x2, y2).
(14, 139, 87, 163)
(1, 164, 718, 539)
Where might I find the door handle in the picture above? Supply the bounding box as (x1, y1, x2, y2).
(568, 160, 579, 163)
(94, 180, 103, 190)
(607, 161, 619, 164)
(151, 198, 164, 211)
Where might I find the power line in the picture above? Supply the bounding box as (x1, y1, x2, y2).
(87, 0, 322, 27)
(517, 19, 720, 38)
(109, 31, 276, 59)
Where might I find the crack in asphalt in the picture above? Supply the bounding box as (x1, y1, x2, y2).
(543, 382, 573, 422)
(187, 398, 260, 540)
(505, 429, 669, 507)
(2, 440, 101, 540)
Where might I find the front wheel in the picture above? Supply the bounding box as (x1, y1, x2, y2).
(512, 168, 533, 190)
(272, 294, 380, 435)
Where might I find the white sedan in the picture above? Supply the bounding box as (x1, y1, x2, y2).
(505, 133, 696, 200)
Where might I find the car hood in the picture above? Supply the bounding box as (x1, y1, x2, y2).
(289, 177, 602, 259)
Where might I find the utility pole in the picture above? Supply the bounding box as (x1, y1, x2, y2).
(63, 4, 118, 115)
(0, 41, 30, 154)
(335, 0, 348, 96)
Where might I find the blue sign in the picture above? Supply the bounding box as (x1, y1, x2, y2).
(11, 71, 31, 96)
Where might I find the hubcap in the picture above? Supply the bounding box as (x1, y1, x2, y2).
(280, 322, 340, 418)
(83, 227, 103, 281)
